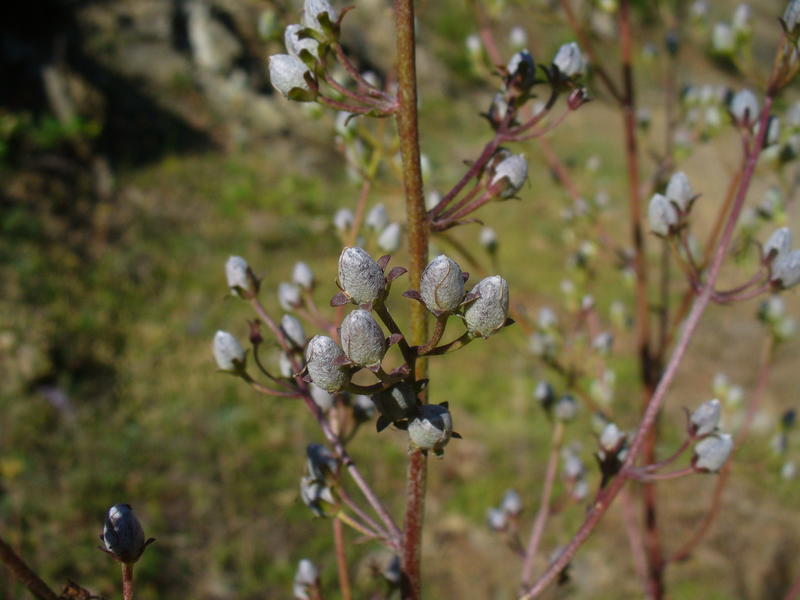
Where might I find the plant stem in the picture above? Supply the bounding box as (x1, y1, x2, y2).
(122, 563, 134, 600)
(333, 519, 353, 600)
(394, 1, 429, 596)
(0, 536, 58, 600)
(519, 422, 564, 587)
(620, 486, 653, 598)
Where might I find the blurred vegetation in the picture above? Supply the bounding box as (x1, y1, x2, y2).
(2, 0, 800, 599)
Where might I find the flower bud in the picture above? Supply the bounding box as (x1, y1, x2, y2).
(299, 475, 335, 517)
(213, 330, 246, 371)
(337, 247, 386, 305)
(333, 207, 354, 232)
(554, 395, 578, 422)
(268, 54, 315, 101)
(303, 0, 337, 32)
(372, 382, 417, 424)
(711, 23, 735, 56)
(648, 193, 679, 236)
(340, 309, 386, 367)
(772, 249, 800, 288)
(732, 3, 751, 36)
(420, 255, 465, 315)
(509, 26, 528, 51)
(407, 404, 454, 456)
(365, 203, 389, 232)
(500, 489, 522, 516)
(599, 423, 624, 453)
(486, 507, 508, 531)
(279, 352, 294, 378)
(690, 398, 722, 436)
(535, 380, 556, 411)
(294, 558, 319, 589)
(490, 153, 528, 199)
(279, 282, 302, 311)
(306, 443, 338, 481)
(784, 0, 800, 34)
(665, 172, 695, 212)
(426, 190, 442, 211)
(730, 88, 759, 126)
(377, 222, 402, 253)
(562, 447, 585, 479)
(310, 383, 335, 412)
(464, 275, 509, 338)
(305, 335, 349, 392)
(538, 307, 558, 330)
(553, 42, 585, 77)
(693, 432, 733, 472)
(102, 504, 148, 564)
(352, 393, 376, 422)
(764, 227, 792, 262)
(480, 227, 498, 253)
(487, 93, 509, 128)
(226, 255, 256, 297)
(281, 314, 307, 349)
(506, 50, 536, 91)
(293, 261, 315, 290)
(284, 24, 319, 60)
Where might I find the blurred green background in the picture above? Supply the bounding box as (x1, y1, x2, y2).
(1, 0, 799, 598)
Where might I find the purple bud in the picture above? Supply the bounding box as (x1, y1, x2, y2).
(420, 255, 465, 314)
(690, 398, 722, 436)
(407, 404, 454, 457)
(337, 247, 386, 305)
(305, 335, 349, 392)
(340, 309, 386, 367)
(102, 504, 148, 564)
(464, 275, 509, 338)
(693, 432, 733, 472)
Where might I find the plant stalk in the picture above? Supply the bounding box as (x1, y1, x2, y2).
(0, 536, 58, 600)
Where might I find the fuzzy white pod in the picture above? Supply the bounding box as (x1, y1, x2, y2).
(490, 154, 528, 199)
(464, 275, 509, 338)
(690, 398, 722, 436)
(213, 330, 245, 371)
(665, 171, 695, 211)
(225, 255, 253, 297)
(599, 423, 624, 452)
(407, 404, 453, 456)
(554, 395, 578, 422)
(509, 26, 528, 50)
(420, 255, 465, 314)
(294, 558, 319, 587)
(365, 203, 389, 232)
(763, 227, 792, 262)
(553, 42, 585, 77)
(309, 383, 335, 412)
(281, 314, 306, 348)
(278, 282, 302, 311)
(340, 309, 386, 367)
(302, 0, 337, 32)
(284, 24, 319, 59)
(500, 489, 522, 516)
(102, 504, 147, 564)
(730, 88, 759, 125)
(486, 507, 508, 531)
(305, 335, 349, 392)
(377, 222, 402, 253)
(772, 249, 800, 288)
(268, 54, 312, 98)
(693, 432, 733, 472)
(648, 193, 679, 236)
(292, 261, 315, 290)
(337, 247, 385, 305)
(506, 50, 536, 88)
(333, 207, 354, 232)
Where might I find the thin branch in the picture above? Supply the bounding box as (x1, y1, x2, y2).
(0, 536, 59, 600)
(333, 519, 353, 600)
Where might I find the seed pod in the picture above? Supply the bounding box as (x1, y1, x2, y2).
(102, 504, 147, 564)
(561, 447, 585, 479)
(293, 261, 315, 290)
(371, 382, 417, 425)
(309, 383, 335, 412)
(337, 247, 386, 305)
(464, 275, 509, 338)
(693, 432, 733, 472)
(284, 24, 319, 60)
(648, 193, 679, 236)
(487, 94, 509, 128)
(281, 314, 306, 349)
(268, 54, 315, 101)
(279, 352, 294, 378)
(306, 443, 338, 481)
(299, 475, 335, 517)
(730, 89, 759, 126)
(305, 335, 349, 392)
(772, 249, 800, 288)
(377, 223, 402, 253)
(785, 0, 800, 33)
(303, 0, 337, 32)
(294, 558, 319, 588)
(279, 282, 302, 311)
(599, 423, 624, 453)
(506, 50, 536, 91)
(690, 398, 721, 436)
(490, 154, 528, 199)
(554, 394, 578, 422)
(763, 227, 792, 262)
(420, 255, 465, 314)
(407, 404, 454, 456)
(333, 208, 354, 232)
(665, 172, 695, 211)
(340, 309, 386, 367)
(534, 380, 556, 412)
(226, 255, 255, 297)
(553, 42, 585, 77)
(365, 203, 389, 232)
(500, 489, 522, 516)
(486, 507, 508, 531)
(213, 330, 246, 371)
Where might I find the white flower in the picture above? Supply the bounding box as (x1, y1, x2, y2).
(491, 154, 528, 198)
(284, 24, 319, 59)
(268, 54, 312, 99)
(303, 0, 337, 32)
(730, 88, 759, 125)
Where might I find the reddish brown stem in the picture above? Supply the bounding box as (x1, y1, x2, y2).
(122, 563, 134, 600)
(333, 519, 353, 600)
(0, 536, 58, 600)
(620, 486, 653, 598)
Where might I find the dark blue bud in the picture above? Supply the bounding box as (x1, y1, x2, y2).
(102, 504, 150, 564)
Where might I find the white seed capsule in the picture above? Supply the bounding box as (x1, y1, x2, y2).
(665, 172, 694, 211)
(281, 314, 306, 349)
(278, 282, 302, 311)
(420, 255, 465, 314)
(553, 42, 585, 77)
(294, 558, 319, 587)
(284, 24, 319, 59)
(772, 249, 800, 288)
(763, 227, 792, 262)
(213, 330, 246, 371)
(340, 309, 386, 367)
(690, 398, 722, 436)
(293, 261, 315, 290)
(648, 193, 679, 236)
(309, 383, 335, 412)
(377, 222, 402, 253)
(693, 432, 733, 472)
(730, 88, 759, 126)
(268, 54, 313, 99)
(303, 0, 337, 32)
(333, 207, 354, 232)
(337, 247, 386, 305)
(407, 404, 453, 456)
(599, 423, 624, 453)
(225, 255, 253, 297)
(279, 352, 294, 378)
(464, 275, 509, 338)
(490, 154, 528, 199)
(500, 489, 522, 516)
(306, 443, 338, 481)
(487, 507, 508, 531)
(506, 50, 536, 90)
(102, 504, 147, 564)
(365, 203, 389, 232)
(305, 335, 349, 392)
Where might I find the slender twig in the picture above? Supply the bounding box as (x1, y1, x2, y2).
(620, 486, 654, 598)
(0, 536, 59, 600)
(333, 519, 353, 600)
(519, 422, 564, 587)
(624, 466, 694, 482)
(643, 437, 691, 472)
(122, 563, 134, 600)
(417, 315, 448, 355)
